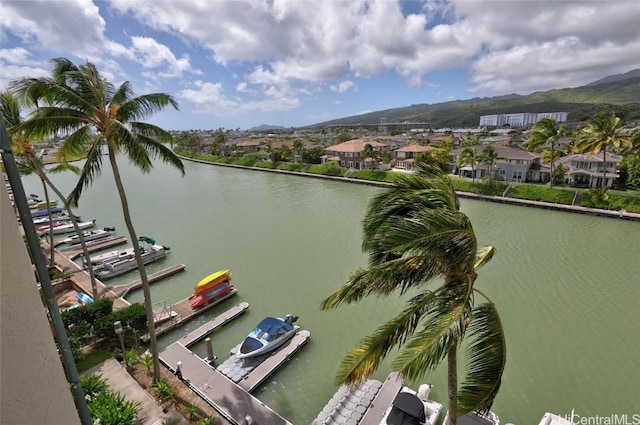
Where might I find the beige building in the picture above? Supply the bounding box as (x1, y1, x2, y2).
(1, 181, 81, 425)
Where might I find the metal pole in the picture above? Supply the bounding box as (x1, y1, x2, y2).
(1, 120, 92, 425)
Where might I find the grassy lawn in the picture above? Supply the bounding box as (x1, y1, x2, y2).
(76, 350, 113, 373)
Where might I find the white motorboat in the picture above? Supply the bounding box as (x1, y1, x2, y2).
(236, 315, 300, 359)
(93, 244, 167, 280)
(89, 247, 134, 265)
(40, 220, 96, 235)
(32, 213, 79, 226)
(538, 412, 575, 425)
(56, 228, 115, 246)
(380, 384, 443, 425)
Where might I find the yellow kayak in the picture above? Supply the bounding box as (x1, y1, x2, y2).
(194, 269, 231, 294)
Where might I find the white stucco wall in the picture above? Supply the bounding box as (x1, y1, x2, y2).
(1, 179, 81, 425)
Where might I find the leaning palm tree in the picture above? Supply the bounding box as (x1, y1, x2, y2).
(321, 161, 506, 424)
(458, 146, 479, 184)
(480, 145, 499, 185)
(2, 91, 101, 297)
(575, 111, 631, 188)
(11, 57, 185, 383)
(524, 118, 567, 188)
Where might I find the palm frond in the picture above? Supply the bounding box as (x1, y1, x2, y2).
(392, 279, 474, 382)
(67, 134, 104, 207)
(333, 290, 439, 385)
(56, 125, 94, 160)
(456, 303, 506, 416)
(136, 134, 185, 176)
(117, 93, 179, 122)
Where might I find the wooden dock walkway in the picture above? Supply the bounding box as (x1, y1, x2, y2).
(140, 289, 240, 343)
(178, 301, 250, 347)
(60, 236, 128, 259)
(238, 330, 311, 393)
(160, 342, 293, 425)
(359, 372, 404, 425)
(110, 263, 186, 297)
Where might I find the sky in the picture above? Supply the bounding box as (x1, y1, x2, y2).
(1, 1, 640, 131)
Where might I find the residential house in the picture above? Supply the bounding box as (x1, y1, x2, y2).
(394, 145, 436, 171)
(322, 139, 389, 170)
(556, 152, 622, 188)
(452, 144, 548, 183)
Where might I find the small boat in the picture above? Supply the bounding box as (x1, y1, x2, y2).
(28, 200, 58, 210)
(93, 244, 168, 280)
(190, 280, 234, 309)
(538, 412, 575, 425)
(76, 292, 93, 305)
(193, 269, 232, 295)
(57, 228, 116, 247)
(30, 206, 63, 218)
(89, 247, 134, 265)
(381, 384, 443, 425)
(40, 220, 96, 235)
(32, 213, 80, 226)
(236, 315, 300, 359)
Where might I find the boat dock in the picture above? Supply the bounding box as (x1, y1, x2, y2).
(60, 236, 128, 259)
(110, 263, 186, 297)
(141, 288, 240, 343)
(311, 372, 404, 425)
(159, 302, 310, 425)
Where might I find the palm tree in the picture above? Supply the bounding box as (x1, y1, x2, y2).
(362, 143, 376, 170)
(575, 111, 631, 188)
(321, 161, 506, 424)
(11, 57, 185, 383)
(292, 138, 304, 164)
(458, 147, 479, 184)
(480, 145, 499, 185)
(524, 118, 567, 188)
(1, 91, 101, 297)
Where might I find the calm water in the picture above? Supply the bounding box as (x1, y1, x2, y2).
(20, 158, 640, 424)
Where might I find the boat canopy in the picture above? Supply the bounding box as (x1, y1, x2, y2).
(139, 236, 156, 245)
(387, 392, 426, 425)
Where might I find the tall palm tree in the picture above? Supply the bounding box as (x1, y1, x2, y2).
(292, 138, 304, 164)
(458, 146, 479, 184)
(321, 161, 506, 424)
(1, 91, 101, 297)
(480, 145, 499, 185)
(524, 118, 567, 188)
(11, 57, 185, 383)
(575, 111, 631, 188)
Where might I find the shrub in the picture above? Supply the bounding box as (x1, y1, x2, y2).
(80, 373, 108, 399)
(88, 391, 140, 425)
(307, 162, 345, 176)
(255, 161, 278, 169)
(237, 153, 260, 166)
(152, 379, 174, 402)
(93, 303, 147, 339)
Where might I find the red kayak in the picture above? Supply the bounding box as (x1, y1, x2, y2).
(190, 282, 233, 309)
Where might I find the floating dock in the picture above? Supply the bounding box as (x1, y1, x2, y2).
(110, 263, 186, 297)
(140, 288, 239, 343)
(312, 372, 404, 425)
(159, 303, 310, 425)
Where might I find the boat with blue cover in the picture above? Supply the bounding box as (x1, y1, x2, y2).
(236, 315, 300, 359)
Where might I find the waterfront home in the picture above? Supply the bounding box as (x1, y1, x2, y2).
(556, 152, 622, 188)
(393, 145, 436, 171)
(452, 144, 547, 183)
(322, 139, 390, 170)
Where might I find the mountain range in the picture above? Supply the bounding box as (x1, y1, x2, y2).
(312, 69, 640, 129)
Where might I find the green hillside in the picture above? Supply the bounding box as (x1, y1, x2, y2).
(315, 76, 640, 128)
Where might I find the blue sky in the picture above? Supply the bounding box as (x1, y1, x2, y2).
(2, 0, 639, 131)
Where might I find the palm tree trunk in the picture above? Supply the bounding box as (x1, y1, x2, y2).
(602, 147, 607, 188)
(40, 177, 56, 267)
(28, 155, 100, 298)
(107, 144, 160, 383)
(446, 344, 458, 425)
(549, 143, 555, 189)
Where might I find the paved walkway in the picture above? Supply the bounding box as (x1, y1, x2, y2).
(85, 358, 187, 425)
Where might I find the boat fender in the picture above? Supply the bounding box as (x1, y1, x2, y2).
(163, 246, 171, 251)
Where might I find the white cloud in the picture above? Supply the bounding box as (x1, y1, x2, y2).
(330, 80, 355, 93)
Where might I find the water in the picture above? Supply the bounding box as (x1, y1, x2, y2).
(19, 158, 640, 424)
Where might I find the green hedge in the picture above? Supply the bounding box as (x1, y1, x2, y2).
(94, 303, 147, 340)
(255, 161, 278, 169)
(306, 162, 346, 176)
(349, 170, 399, 183)
(279, 163, 307, 172)
(450, 178, 507, 196)
(512, 185, 576, 205)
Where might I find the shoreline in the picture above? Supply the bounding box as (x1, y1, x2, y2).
(179, 156, 640, 222)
